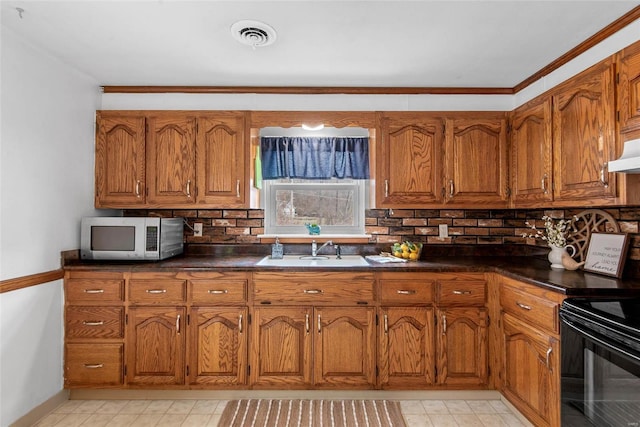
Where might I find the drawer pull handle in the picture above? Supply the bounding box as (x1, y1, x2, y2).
(442, 314, 447, 334)
(236, 180, 241, 198)
(452, 290, 472, 295)
(176, 314, 181, 334)
(384, 314, 388, 334)
(239, 314, 243, 334)
(146, 289, 167, 294)
(303, 289, 323, 294)
(516, 302, 532, 311)
(82, 321, 104, 326)
(385, 180, 389, 198)
(208, 289, 228, 294)
(396, 290, 416, 295)
(305, 313, 310, 334)
(84, 364, 103, 369)
(83, 289, 104, 294)
(545, 347, 553, 368)
(318, 314, 322, 333)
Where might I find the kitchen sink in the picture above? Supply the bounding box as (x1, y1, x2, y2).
(255, 254, 370, 267)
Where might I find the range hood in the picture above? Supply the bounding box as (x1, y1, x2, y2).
(609, 138, 640, 173)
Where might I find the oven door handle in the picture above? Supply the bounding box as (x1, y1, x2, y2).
(561, 313, 640, 364)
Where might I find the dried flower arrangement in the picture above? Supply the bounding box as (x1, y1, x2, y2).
(522, 215, 577, 247)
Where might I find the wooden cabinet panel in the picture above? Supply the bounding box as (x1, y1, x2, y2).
(146, 114, 197, 205)
(379, 307, 435, 388)
(552, 59, 616, 202)
(502, 313, 559, 427)
(190, 277, 247, 305)
(126, 306, 186, 385)
(500, 283, 559, 334)
(436, 280, 486, 306)
(197, 113, 247, 207)
(65, 343, 123, 387)
(379, 274, 434, 305)
(618, 40, 640, 133)
(378, 113, 444, 207)
(189, 307, 247, 386)
(65, 278, 124, 303)
(66, 307, 124, 339)
(314, 307, 376, 388)
(251, 306, 312, 388)
(436, 308, 488, 386)
(95, 113, 146, 207)
(444, 115, 509, 206)
(129, 279, 186, 304)
(510, 97, 553, 206)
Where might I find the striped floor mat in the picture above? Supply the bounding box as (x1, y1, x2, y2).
(218, 399, 407, 427)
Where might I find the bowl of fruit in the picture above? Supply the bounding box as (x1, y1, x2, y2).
(391, 241, 423, 261)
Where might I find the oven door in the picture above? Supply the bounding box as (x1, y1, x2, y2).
(561, 310, 640, 426)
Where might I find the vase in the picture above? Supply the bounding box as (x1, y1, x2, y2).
(548, 245, 575, 270)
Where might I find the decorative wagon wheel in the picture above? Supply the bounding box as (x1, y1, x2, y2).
(567, 209, 620, 263)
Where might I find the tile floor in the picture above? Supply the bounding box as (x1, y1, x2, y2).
(33, 398, 528, 427)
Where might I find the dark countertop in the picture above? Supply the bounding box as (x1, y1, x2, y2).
(64, 252, 640, 297)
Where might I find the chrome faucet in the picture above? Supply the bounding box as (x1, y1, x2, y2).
(311, 240, 333, 257)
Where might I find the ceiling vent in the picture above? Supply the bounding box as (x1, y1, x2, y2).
(231, 20, 277, 48)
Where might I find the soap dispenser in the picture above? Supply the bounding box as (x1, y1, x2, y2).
(271, 237, 284, 259)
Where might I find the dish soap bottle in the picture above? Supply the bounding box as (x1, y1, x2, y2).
(271, 237, 284, 259)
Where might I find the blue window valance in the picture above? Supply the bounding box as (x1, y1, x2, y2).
(260, 136, 370, 180)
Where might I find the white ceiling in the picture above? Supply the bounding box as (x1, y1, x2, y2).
(2, 0, 640, 89)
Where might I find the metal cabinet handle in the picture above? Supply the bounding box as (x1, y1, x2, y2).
(236, 180, 241, 198)
(449, 180, 454, 198)
(84, 364, 103, 369)
(516, 302, 532, 311)
(146, 289, 167, 294)
(186, 180, 192, 198)
(452, 290, 472, 295)
(442, 314, 447, 334)
(208, 289, 228, 294)
(82, 321, 105, 326)
(239, 314, 243, 334)
(384, 314, 388, 334)
(135, 180, 141, 198)
(83, 289, 104, 294)
(396, 290, 416, 295)
(545, 347, 553, 368)
(303, 289, 323, 294)
(317, 314, 322, 333)
(176, 314, 181, 334)
(600, 163, 609, 188)
(385, 180, 389, 198)
(541, 174, 548, 194)
(305, 313, 310, 334)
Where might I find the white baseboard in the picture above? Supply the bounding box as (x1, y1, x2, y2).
(10, 389, 69, 427)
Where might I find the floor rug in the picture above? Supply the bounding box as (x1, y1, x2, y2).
(218, 399, 407, 427)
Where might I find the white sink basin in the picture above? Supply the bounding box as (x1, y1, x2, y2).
(256, 255, 370, 267)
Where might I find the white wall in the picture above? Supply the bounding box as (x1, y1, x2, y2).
(0, 27, 100, 426)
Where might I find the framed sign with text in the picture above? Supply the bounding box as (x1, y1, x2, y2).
(583, 233, 630, 278)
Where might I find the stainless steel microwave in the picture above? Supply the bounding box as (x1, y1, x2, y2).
(80, 217, 184, 261)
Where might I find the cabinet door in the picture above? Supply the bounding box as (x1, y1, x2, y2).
(379, 307, 435, 388)
(444, 116, 509, 206)
(378, 113, 444, 207)
(126, 306, 185, 385)
(510, 97, 553, 206)
(618, 40, 640, 133)
(251, 306, 312, 388)
(95, 113, 146, 207)
(502, 313, 559, 427)
(146, 114, 197, 205)
(552, 60, 616, 201)
(196, 113, 247, 207)
(189, 307, 247, 386)
(436, 308, 488, 386)
(314, 307, 376, 388)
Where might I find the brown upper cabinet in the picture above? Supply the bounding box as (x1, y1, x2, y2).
(94, 111, 248, 209)
(618, 40, 640, 134)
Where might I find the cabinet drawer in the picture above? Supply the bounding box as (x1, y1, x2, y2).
(379, 280, 434, 304)
(501, 285, 558, 333)
(66, 307, 124, 339)
(65, 279, 124, 303)
(191, 279, 247, 304)
(253, 272, 374, 304)
(65, 343, 123, 386)
(129, 279, 186, 303)
(437, 281, 486, 306)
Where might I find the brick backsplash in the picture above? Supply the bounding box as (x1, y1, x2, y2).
(124, 207, 640, 261)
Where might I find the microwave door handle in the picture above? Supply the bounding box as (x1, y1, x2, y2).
(562, 317, 640, 364)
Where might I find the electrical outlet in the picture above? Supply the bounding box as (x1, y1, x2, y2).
(193, 222, 203, 237)
(438, 224, 449, 238)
